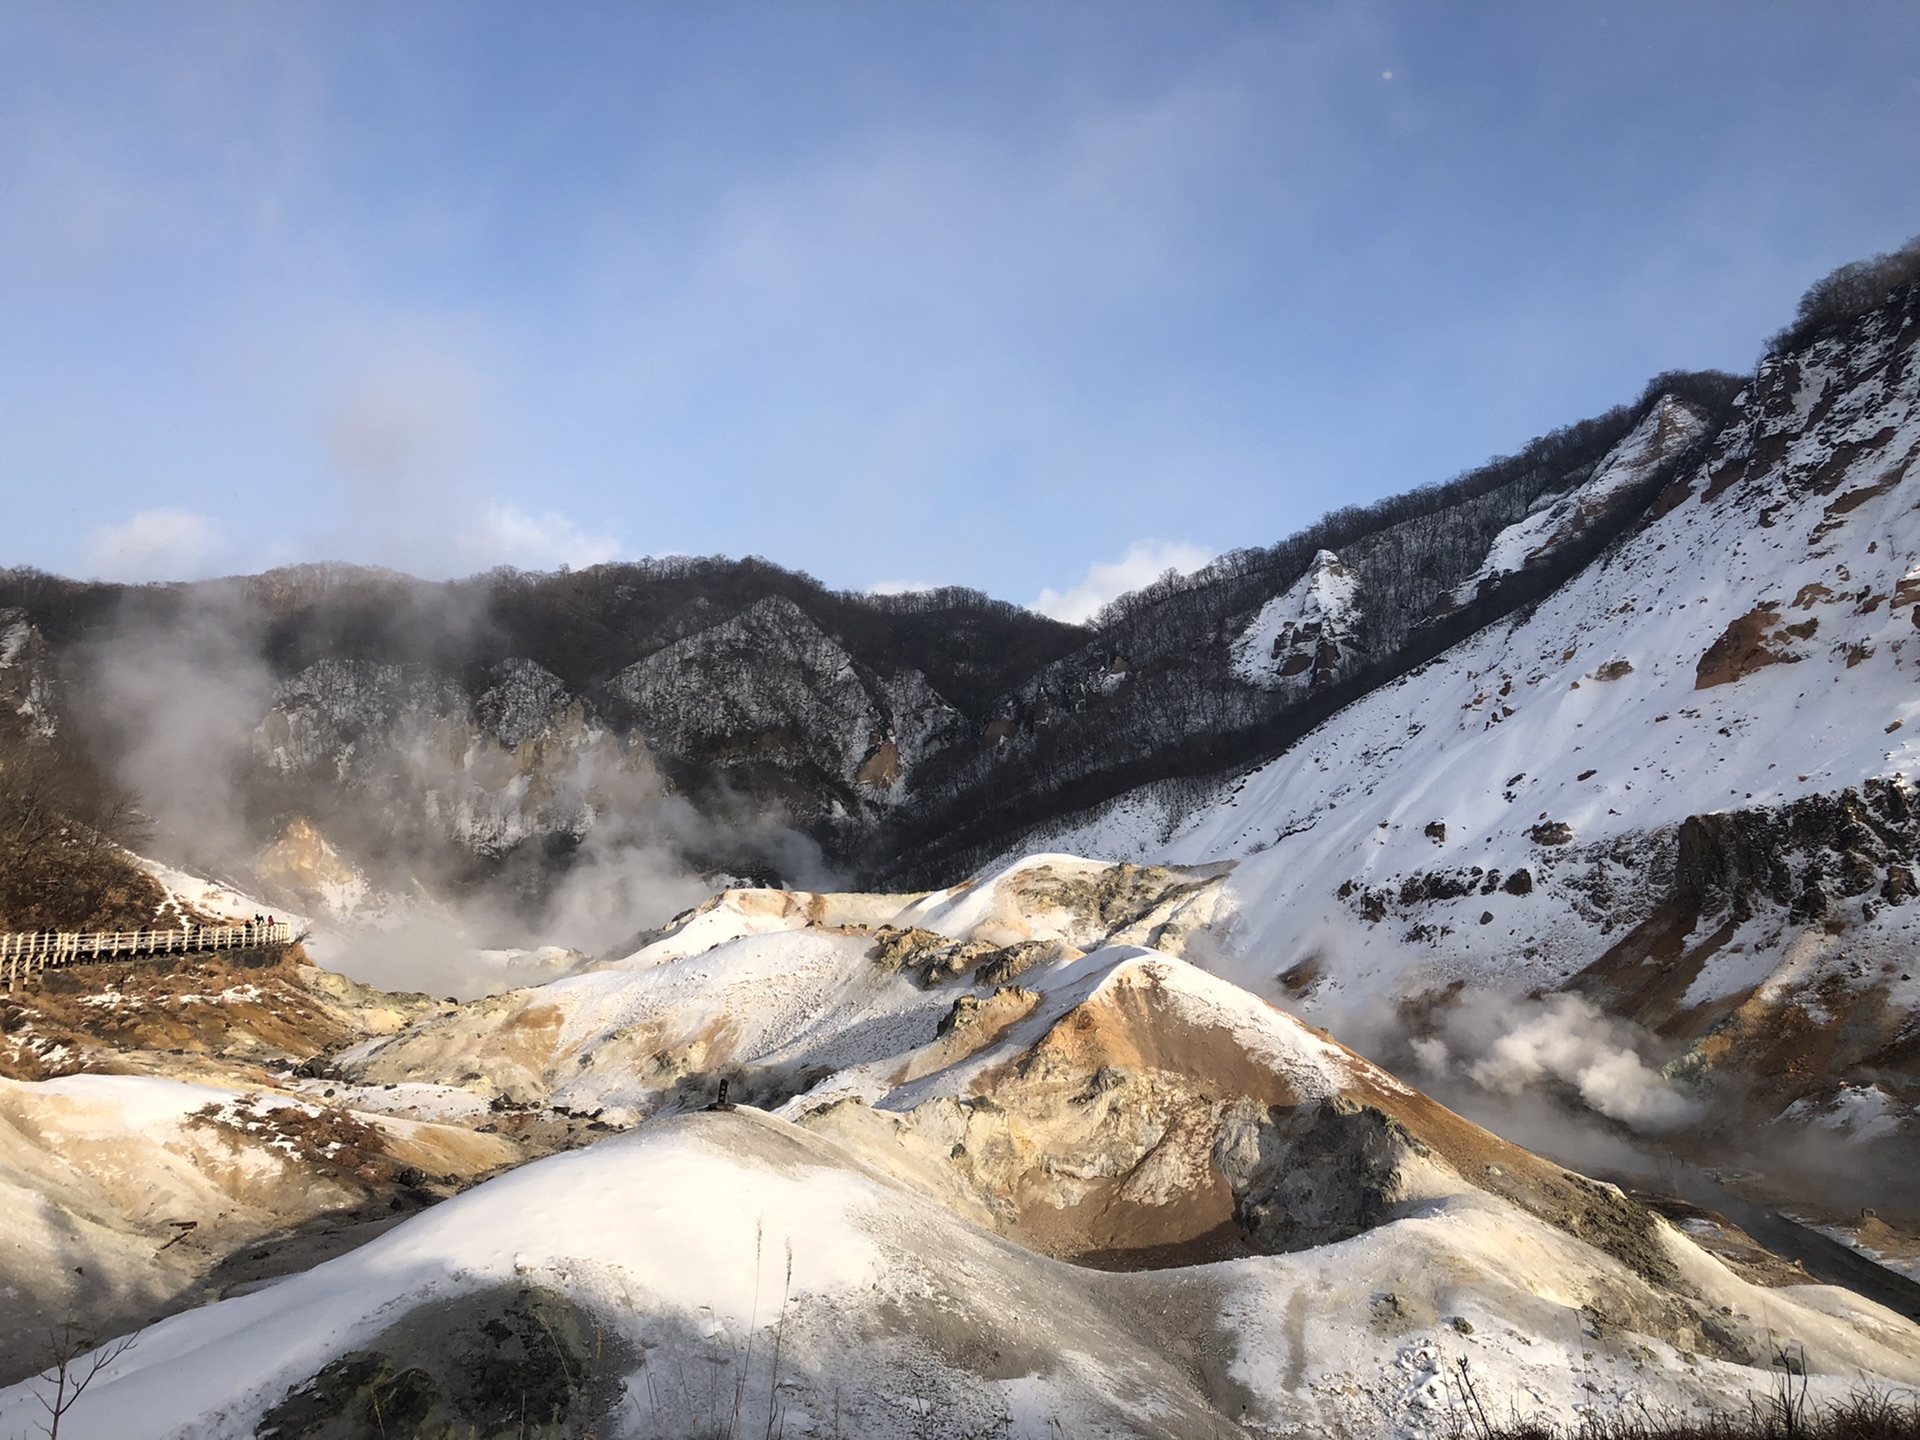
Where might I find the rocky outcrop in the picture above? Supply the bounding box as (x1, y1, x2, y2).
(1448, 397, 1711, 610)
(0, 611, 56, 736)
(1693, 606, 1811, 688)
(256, 655, 661, 866)
(1216, 1095, 1438, 1251)
(1230, 549, 1366, 691)
(1672, 779, 1920, 926)
(1698, 289, 1920, 511)
(607, 596, 966, 816)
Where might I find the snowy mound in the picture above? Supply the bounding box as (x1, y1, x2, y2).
(7, 1106, 1918, 1440)
(0, 1072, 513, 1375)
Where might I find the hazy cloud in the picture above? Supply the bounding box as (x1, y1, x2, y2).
(84, 508, 221, 582)
(8, 7, 1920, 597)
(456, 504, 623, 573)
(1031, 540, 1214, 624)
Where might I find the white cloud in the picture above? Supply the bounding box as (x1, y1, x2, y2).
(1030, 539, 1214, 624)
(455, 504, 622, 574)
(84, 508, 221, 582)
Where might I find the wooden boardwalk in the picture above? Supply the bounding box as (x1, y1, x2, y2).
(1, 922, 294, 988)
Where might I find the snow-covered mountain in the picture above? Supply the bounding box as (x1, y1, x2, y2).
(1231, 549, 1367, 692)
(1008, 271, 1920, 1165)
(0, 372, 1738, 899)
(6, 247, 1920, 1439)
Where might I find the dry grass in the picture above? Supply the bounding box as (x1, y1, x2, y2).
(1452, 1353, 1920, 1440)
(1486, 1393, 1920, 1440)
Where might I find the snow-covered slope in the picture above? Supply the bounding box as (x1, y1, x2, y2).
(0, 1072, 514, 1382)
(1445, 395, 1711, 609)
(3, 847, 1918, 1436)
(5, 1103, 1917, 1440)
(1017, 285, 1920, 1138)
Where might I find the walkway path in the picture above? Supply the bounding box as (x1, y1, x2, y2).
(1, 922, 294, 988)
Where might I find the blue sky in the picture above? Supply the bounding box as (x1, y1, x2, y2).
(3, 3, 1918, 619)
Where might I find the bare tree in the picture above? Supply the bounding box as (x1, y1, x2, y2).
(29, 1322, 137, 1439)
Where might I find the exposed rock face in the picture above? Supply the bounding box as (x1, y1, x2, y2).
(1694, 606, 1807, 688)
(0, 610, 56, 735)
(1671, 781, 1920, 924)
(1230, 549, 1366, 691)
(472, 656, 574, 748)
(1002, 859, 1225, 953)
(252, 817, 374, 917)
(260, 655, 646, 861)
(1217, 1096, 1437, 1252)
(1549, 778, 1920, 1126)
(607, 595, 967, 816)
(1448, 397, 1712, 610)
(1698, 296, 1920, 512)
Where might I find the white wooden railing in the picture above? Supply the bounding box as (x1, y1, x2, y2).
(0, 922, 293, 988)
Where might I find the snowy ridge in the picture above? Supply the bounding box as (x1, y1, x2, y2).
(1021, 297, 1920, 1044)
(1448, 396, 1711, 607)
(1231, 548, 1366, 690)
(1083, 952, 1363, 1101)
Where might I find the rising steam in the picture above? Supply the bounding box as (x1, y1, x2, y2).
(74, 576, 833, 997)
(1410, 990, 1701, 1132)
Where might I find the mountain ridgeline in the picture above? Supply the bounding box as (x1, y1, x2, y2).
(7, 237, 1920, 922)
(0, 372, 1751, 906)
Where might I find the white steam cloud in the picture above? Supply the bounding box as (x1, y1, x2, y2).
(1410, 991, 1701, 1132)
(77, 581, 830, 997)
(79, 585, 275, 862)
(1248, 911, 1702, 1140)
(1031, 539, 1214, 624)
